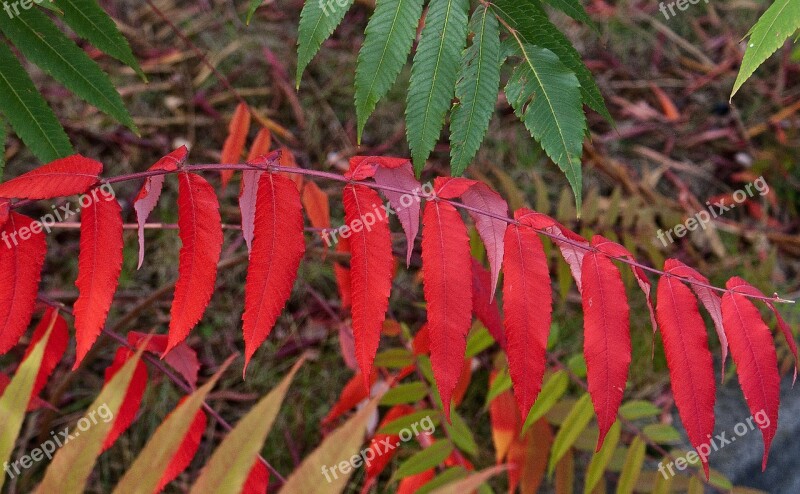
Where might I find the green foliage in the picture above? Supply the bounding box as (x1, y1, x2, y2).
(393, 440, 454, 481)
(543, 0, 595, 27)
(731, 0, 800, 97)
(548, 393, 593, 474)
(296, 0, 355, 88)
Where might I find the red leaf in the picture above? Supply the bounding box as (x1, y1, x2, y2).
(722, 277, 780, 470)
(665, 259, 727, 369)
(656, 270, 716, 478)
(502, 217, 552, 418)
(23, 308, 69, 407)
(435, 178, 508, 296)
(334, 237, 352, 309)
(412, 323, 430, 355)
(363, 405, 415, 487)
(156, 399, 207, 492)
(489, 372, 522, 463)
(0, 155, 102, 199)
(0, 200, 8, 227)
(344, 184, 393, 388)
(302, 180, 331, 230)
(242, 173, 305, 370)
(397, 469, 435, 494)
(127, 332, 200, 388)
(422, 199, 472, 420)
(0, 212, 48, 354)
(322, 371, 374, 426)
(240, 150, 282, 253)
(166, 173, 223, 354)
(102, 348, 148, 451)
(470, 258, 505, 348)
(134, 146, 188, 269)
(220, 102, 251, 189)
(581, 238, 631, 450)
(246, 128, 272, 162)
(346, 156, 422, 266)
(241, 460, 270, 494)
(73, 190, 124, 367)
(339, 323, 358, 371)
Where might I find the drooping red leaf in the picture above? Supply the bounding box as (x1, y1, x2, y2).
(412, 323, 430, 355)
(23, 308, 69, 407)
(73, 190, 124, 367)
(347, 156, 422, 266)
(127, 332, 200, 388)
(242, 173, 305, 370)
(470, 258, 505, 348)
(664, 259, 727, 369)
(339, 323, 358, 371)
(516, 209, 588, 291)
(489, 371, 522, 463)
(241, 460, 270, 494)
(134, 146, 188, 269)
(422, 199, 472, 421)
(322, 371, 375, 426)
(722, 277, 780, 470)
(396, 469, 435, 494)
(220, 102, 251, 189)
(156, 402, 207, 492)
(302, 180, 331, 230)
(656, 269, 716, 478)
(435, 178, 508, 296)
(246, 128, 272, 162)
(0, 199, 8, 227)
(452, 358, 473, 406)
(363, 405, 415, 489)
(0, 155, 102, 199)
(334, 237, 352, 309)
(240, 150, 282, 253)
(0, 212, 48, 354)
(502, 216, 552, 418)
(102, 348, 148, 451)
(581, 237, 631, 450)
(343, 184, 393, 389)
(166, 173, 223, 354)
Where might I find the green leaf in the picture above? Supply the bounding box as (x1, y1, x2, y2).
(380, 381, 429, 405)
(446, 411, 478, 456)
(374, 348, 415, 368)
(465, 325, 495, 357)
(405, 0, 469, 173)
(0, 7, 137, 133)
(584, 421, 620, 494)
(485, 366, 512, 405)
(296, 0, 355, 88)
(521, 369, 569, 434)
(417, 467, 469, 494)
(547, 392, 593, 475)
(619, 400, 661, 420)
(542, 0, 596, 29)
(642, 424, 682, 445)
(189, 358, 304, 494)
(378, 409, 441, 435)
(504, 42, 586, 208)
(731, 0, 800, 97)
(615, 437, 645, 494)
(53, 0, 145, 80)
(449, 5, 500, 175)
(491, 0, 610, 121)
(0, 41, 72, 162)
(246, 0, 265, 24)
(393, 440, 454, 481)
(0, 315, 55, 493)
(354, 0, 424, 142)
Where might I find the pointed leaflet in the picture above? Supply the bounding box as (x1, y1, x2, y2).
(166, 173, 223, 354)
(220, 102, 251, 189)
(242, 461, 270, 494)
(722, 277, 780, 470)
(502, 214, 552, 418)
(344, 184, 393, 388)
(504, 43, 585, 208)
(581, 236, 630, 450)
(347, 156, 422, 266)
(296, 0, 355, 87)
(489, 372, 521, 463)
(665, 259, 728, 369)
(321, 370, 373, 426)
(128, 332, 200, 388)
(301, 180, 331, 230)
(23, 308, 69, 406)
(240, 150, 281, 253)
(422, 199, 472, 420)
(355, 0, 425, 141)
(243, 173, 305, 369)
(101, 348, 148, 451)
(0, 154, 101, 199)
(156, 403, 207, 492)
(0, 212, 47, 354)
(134, 146, 188, 269)
(655, 269, 715, 478)
(449, 6, 501, 175)
(364, 405, 416, 488)
(73, 189, 123, 367)
(406, 0, 469, 172)
(471, 258, 505, 348)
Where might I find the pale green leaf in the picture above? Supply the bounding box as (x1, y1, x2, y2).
(354, 0, 424, 142)
(0, 7, 137, 132)
(378, 409, 441, 435)
(505, 42, 586, 209)
(393, 440, 453, 481)
(296, 0, 354, 87)
(619, 400, 661, 420)
(37, 347, 145, 494)
(380, 381, 428, 405)
(54, 0, 145, 79)
(0, 41, 72, 162)
(485, 366, 512, 405)
(465, 325, 495, 357)
(642, 423, 682, 445)
(521, 369, 569, 434)
(446, 411, 478, 456)
(615, 437, 645, 494)
(0, 315, 56, 492)
(732, 0, 800, 97)
(374, 348, 415, 368)
(449, 5, 500, 175)
(405, 0, 469, 173)
(584, 421, 621, 493)
(547, 392, 593, 475)
(190, 358, 304, 494)
(246, 0, 265, 24)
